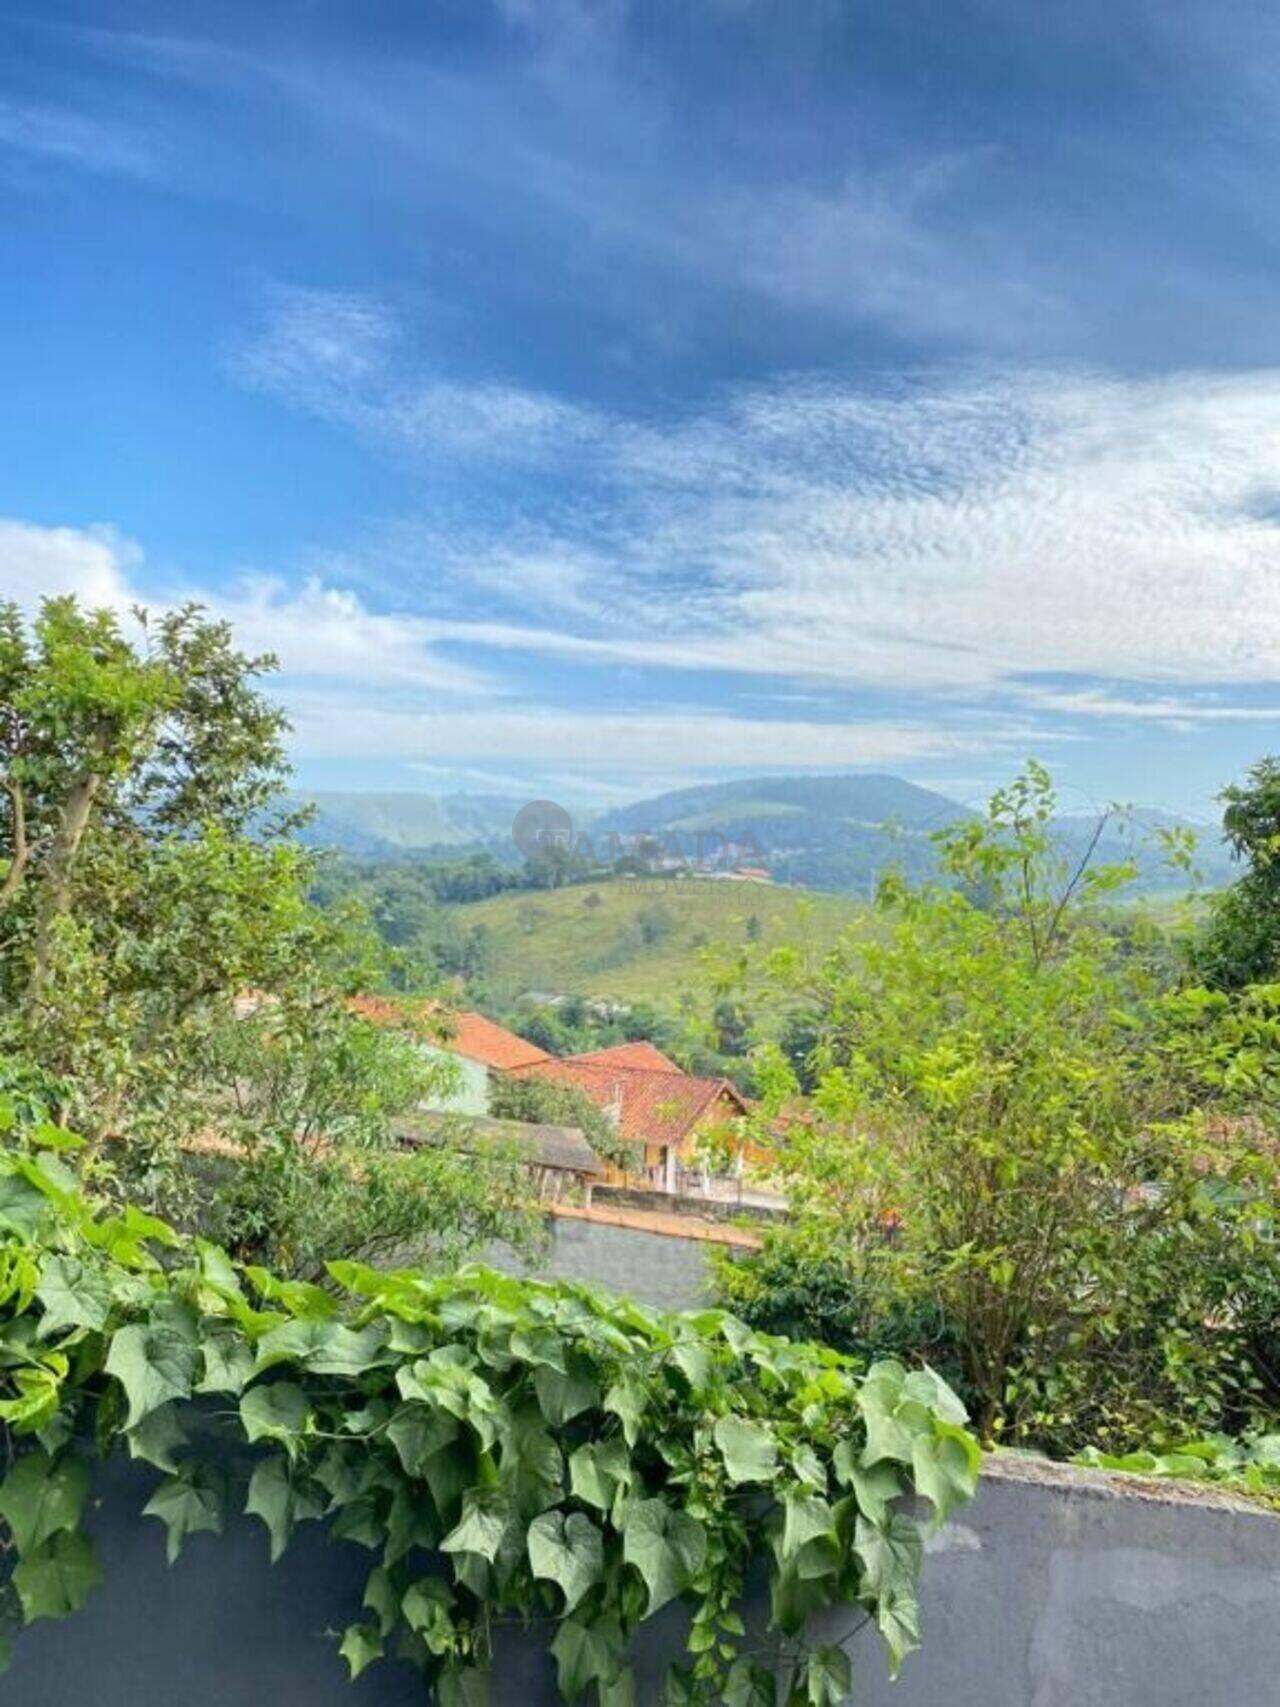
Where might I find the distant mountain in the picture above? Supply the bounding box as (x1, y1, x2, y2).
(595, 773, 968, 894)
(595, 773, 1232, 896)
(287, 775, 1233, 896)
(291, 791, 524, 856)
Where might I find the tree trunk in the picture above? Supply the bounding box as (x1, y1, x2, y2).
(0, 778, 28, 905)
(28, 772, 101, 1002)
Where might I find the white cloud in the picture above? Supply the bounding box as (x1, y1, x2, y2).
(1017, 687, 1280, 721)
(230, 286, 605, 464)
(236, 320, 1280, 703)
(281, 695, 1020, 769)
(0, 519, 139, 607)
(0, 519, 489, 700)
(0, 100, 160, 178)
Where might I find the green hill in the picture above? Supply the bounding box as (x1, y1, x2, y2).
(455, 877, 868, 1006)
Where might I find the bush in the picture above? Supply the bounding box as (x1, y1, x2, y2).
(0, 1132, 979, 1701)
(731, 764, 1280, 1452)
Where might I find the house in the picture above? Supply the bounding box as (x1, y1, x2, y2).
(508, 1049, 751, 1193)
(347, 998, 549, 1115)
(394, 1110, 604, 1202)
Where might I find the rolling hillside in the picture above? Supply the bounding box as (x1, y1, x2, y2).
(454, 877, 868, 1006)
(292, 791, 523, 855)
(595, 772, 965, 893)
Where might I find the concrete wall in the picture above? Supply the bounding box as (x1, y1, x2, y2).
(492, 1214, 720, 1311)
(418, 1045, 490, 1116)
(8, 1451, 1279, 1706)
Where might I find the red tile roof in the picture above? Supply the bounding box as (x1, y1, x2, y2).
(569, 1041, 684, 1073)
(446, 1010, 552, 1070)
(509, 1057, 747, 1150)
(348, 998, 550, 1071)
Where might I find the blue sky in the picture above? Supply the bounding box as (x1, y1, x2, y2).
(2, 0, 1279, 817)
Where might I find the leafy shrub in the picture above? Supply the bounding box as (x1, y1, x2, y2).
(0, 1129, 979, 1702)
(1075, 1434, 1280, 1510)
(715, 1242, 967, 1406)
(730, 765, 1280, 1452)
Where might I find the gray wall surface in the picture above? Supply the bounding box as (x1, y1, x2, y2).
(491, 1215, 720, 1311)
(6, 1452, 1279, 1706)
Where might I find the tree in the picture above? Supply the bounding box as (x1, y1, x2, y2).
(0, 598, 292, 1031)
(0, 597, 536, 1272)
(1195, 756, 1280, 989)
(735, 764, 1280, 1449)
(190, 1000, 539, 1279)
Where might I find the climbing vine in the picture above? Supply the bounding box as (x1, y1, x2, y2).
(0, 1128, 979, 1703)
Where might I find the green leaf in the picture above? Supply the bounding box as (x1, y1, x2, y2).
(338, 1621, 383, 1680)
(780, 1490, 837, 1577)
(143, 1465, 225, 1564)
(714, 1416, 778, 1484)
(600, 1666, 637, 1707)
(622, 1498, 707, 1617)
(127, 1403, 187, 1474)
(386, 1404, 459, 1476)
(670, 1341, 713, 1393)
(527, 1509, 604, 1612)
(252, 1319, 387, 1378)
(533, 1359, 600, 1425)
(550, 1612, 625, 1701)
(384, 1482, 439, 1565)
(35, 1257, 113, 1337)
(402, 1577, 455, 1655)
(804, 1644, 852, 1706)
(853, 1512, 922, 1602)
(12, 1530, 103, 1622)
(0, 1451, 89, 1554)
(911, 1422, 981, 1526)
(901, 1367, 969, 1427)
(569, 1439, 632, 1514)
(437, 1665, 490, 1707)
(724, 1657, 775, 1707)
(196, 1324, 255, 1396)
(874, 1585, 921, 1676)
(245, 1454, 324, 1563)
(833, 1450, 900, 1527)
(103, 1321, 197, 1429)
(0, 1172, 50, 1239)
(239, 1382, 311, 1453)
(603, 1373, 647, 1446)
(440, 1489, 511, 1564)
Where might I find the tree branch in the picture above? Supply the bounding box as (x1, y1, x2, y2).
(0, 776, 28, 905)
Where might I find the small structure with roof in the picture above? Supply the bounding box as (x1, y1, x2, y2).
(394, 1109, 604, 1202)
(348, 998, 549, 1116)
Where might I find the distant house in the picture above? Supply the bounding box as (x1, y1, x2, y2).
(508, 1049, 751, 1193)
(394, 1110, 604, 1202)
(348, 998, 549, 1115)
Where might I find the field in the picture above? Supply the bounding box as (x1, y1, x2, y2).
(453, 876, 868, 1006)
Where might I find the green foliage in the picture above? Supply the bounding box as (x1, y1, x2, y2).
(0, 1140, 978, 1699)
(1195, 756, 1280, 989)
(1074, 1433, 1280, 1509)
(715, 1245, 965, 1405)
(0, 598, 537, 1278)
(488, 1073, 641, 1173)
(731, 764, 1280, 1452)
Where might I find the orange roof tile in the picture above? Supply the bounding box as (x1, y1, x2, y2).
(446, 1010, 552, 1070)
(569, 1041, 684, 1073)
(509, 1057, 747, 1150)
(348, 998, 550, 1071)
